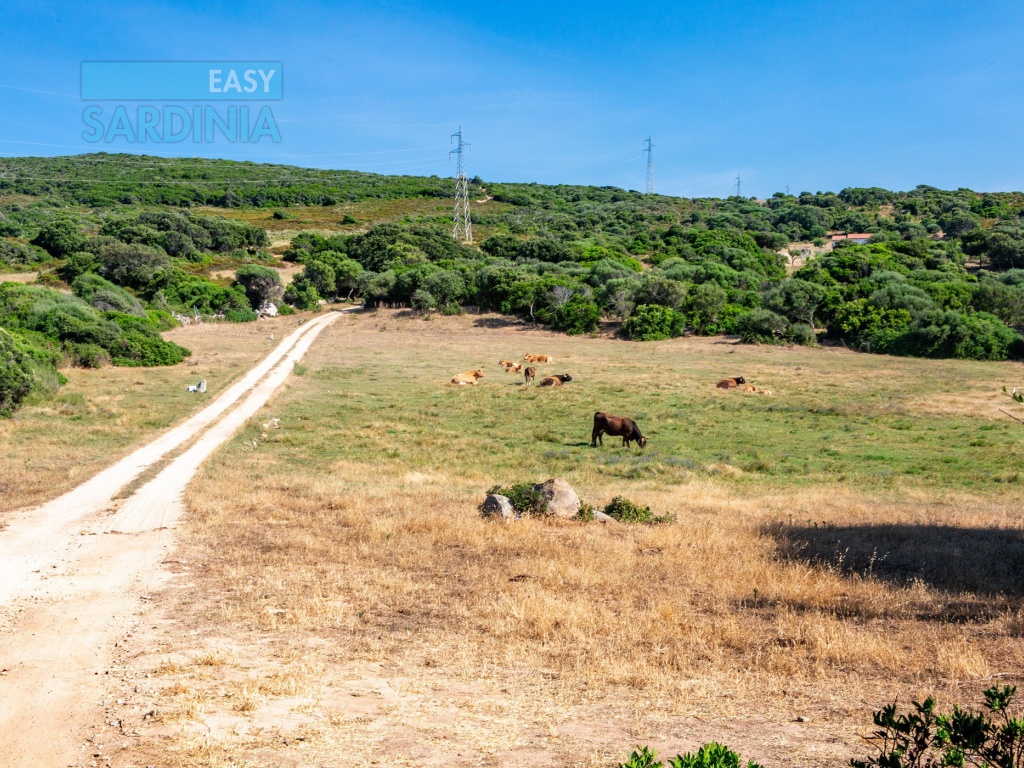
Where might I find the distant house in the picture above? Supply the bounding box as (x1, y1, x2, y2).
(831, 233, 872, 248)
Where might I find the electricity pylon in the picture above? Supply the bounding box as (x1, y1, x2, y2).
(734, 175, 742, 197)
(450, 126, 472, 243)
(643, 136, 655, 195)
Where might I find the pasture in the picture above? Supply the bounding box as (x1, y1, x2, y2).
(97, 308, 1024, 767)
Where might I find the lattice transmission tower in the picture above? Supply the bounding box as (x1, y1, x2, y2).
(734, 175, 742, 197)
(643, 136, 655, 194)
(450, 126, 472, 243)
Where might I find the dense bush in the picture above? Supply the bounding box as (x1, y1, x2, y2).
(624, 304, 684, 340)
(0, 284, 189, 371)
(736, 308, 790, 344)
(603, 496, 674, 524)
(0, 327, 64, 416)
(72, 273, 145, 316)
(485, 482, 547, 515)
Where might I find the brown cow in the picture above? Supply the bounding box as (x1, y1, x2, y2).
(524, 366, 536, 385)
(506, 363, 523, 373)
(716, 376, 746, 389)
(498, 359, 516, 369)
(524, 354, 553, 363)
(592, 412, 647, 448)
(538, 373, 572, 387)
(451, 370, 485, 385)
(743, 385, 757, 392)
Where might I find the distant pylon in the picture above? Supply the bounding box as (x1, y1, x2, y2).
(734, 175, 742, 197)
(450, 126, 472, 243)
(643, 136, 655, 195)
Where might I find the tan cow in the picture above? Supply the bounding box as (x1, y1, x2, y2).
(758, 389, 773, 396)
(743, 385, 757, 392)
(524, 354, 553, 363)
(451, 370, 486, 386)
(498, 359, 516, 369)
(506, 363, 523, 373)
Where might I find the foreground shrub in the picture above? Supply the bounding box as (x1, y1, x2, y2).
(851, 686, 1024, 768)
(603, 496, 674, 524)
(619, 743, 762, 768)
(486, 482, 547, 515)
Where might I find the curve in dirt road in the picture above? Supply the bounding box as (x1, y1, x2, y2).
(0, 309, 345, 768)
(0, 311, 341, 606)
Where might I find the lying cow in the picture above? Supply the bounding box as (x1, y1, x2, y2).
(451, 370, 485, 386)
(187, 379, 207, 393)
(498, 359, 516, 369)
(538, 373, 572, 387)
(506, 363, 523, 373)
(524, 354, 553, 363)
(716, 376, 746, 389)
(524, 366, 536, 386)
(592, 412, 647, 448)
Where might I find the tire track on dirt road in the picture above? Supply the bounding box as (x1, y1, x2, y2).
(0, 310, 345, 768)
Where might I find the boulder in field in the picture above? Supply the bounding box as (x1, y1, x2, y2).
(480, 494, 515, 521)
(532, 478, 580, 519)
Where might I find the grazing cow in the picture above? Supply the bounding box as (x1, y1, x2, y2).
(451, 369, 486, 386)
(716, 376, 746, 389)
(538, 373, 573, 387)
(524, 366, 536, 385)
(524, 354, 553, 363)
(498, 359, 516, 369)
(506, 363, 523, 373)
(592, 412, 648, 448)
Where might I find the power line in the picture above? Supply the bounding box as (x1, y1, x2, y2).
(643, 136, 655, 195)
(734, 175, 742, 197)
(449, 126, 472, 244)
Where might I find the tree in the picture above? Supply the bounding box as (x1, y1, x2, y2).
(234, 265, 283, 310)
(31, 217, 85, 258)
(763, 278, 827, 329)
(303, 260, 337, 299)
(686, 282, 728, 335)
(97, 242, 171, 290)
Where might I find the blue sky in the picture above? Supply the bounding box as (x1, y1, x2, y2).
(1, 0, 1023, 197)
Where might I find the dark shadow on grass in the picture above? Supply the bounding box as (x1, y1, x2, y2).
(471, 316, 532, 330)
(768, 522, 1024, 597)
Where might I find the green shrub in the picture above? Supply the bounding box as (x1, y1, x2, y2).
(736, 308, 789, 344)
(223, 308, 258, 322)
(65, 342, 111, 368)
(284, 274, 323, 310)
(72, 273, 145, 316)
(852, 686, 1024, 768)
(0, 327, 64, 416)
(788, 322, 816, 346)
(618, 743, 762, 768)
(486, 482, 547, 515)
(624, 304, 684, 341)
(603, 496, 674, 524)
(550, 295, 600, 335)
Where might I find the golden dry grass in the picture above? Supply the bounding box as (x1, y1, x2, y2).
(93, 310, 1024, 767)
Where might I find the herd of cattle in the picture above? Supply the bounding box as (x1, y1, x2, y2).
(450, 354, 573, 388)
(449, 356, 772, 450)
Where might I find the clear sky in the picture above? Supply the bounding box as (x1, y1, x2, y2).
(1, 0, 1023, 197)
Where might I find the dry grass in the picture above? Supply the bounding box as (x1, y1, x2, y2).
(0, 313, 311, 514)
(70, 311, 1024, 765)
(0, 271, 39, 283)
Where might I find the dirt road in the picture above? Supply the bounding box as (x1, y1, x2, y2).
(0, 311, 343, 767)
